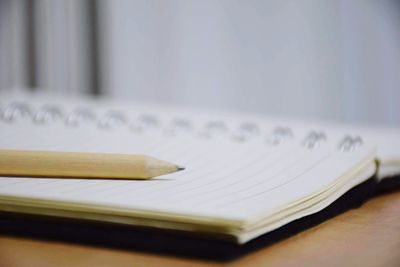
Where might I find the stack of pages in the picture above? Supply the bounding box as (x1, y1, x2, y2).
(0, 92, 399, 251)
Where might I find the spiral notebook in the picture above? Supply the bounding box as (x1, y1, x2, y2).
(0, 92, 399, 255)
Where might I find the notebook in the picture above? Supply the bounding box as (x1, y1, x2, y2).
(0, 92, 399, 251)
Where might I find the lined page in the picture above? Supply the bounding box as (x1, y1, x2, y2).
(0, 96, 376, 226)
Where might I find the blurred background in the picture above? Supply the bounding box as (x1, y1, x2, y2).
(1, 0, 399, 125)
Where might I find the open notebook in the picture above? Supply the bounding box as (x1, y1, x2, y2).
(0, 92, 399, 253)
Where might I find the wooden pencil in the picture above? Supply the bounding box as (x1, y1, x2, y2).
(0, 150, 184, 179)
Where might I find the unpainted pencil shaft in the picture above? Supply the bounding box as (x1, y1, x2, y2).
(0, 150, 182, 179)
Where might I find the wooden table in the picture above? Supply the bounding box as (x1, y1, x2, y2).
(0, 191, 399, 267)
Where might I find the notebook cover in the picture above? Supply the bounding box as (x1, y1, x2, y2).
(2, 175, 398, 260)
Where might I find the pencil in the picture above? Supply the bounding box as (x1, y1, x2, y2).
(0, 150, 184, 179)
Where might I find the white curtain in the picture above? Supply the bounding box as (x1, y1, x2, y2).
(0, 0, 29, 91)
(100, 0, 400, 125)
(1, 0, 399, 125)
(0, 0, 93, 94)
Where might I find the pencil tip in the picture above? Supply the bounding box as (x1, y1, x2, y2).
(177, 166, 185, 171)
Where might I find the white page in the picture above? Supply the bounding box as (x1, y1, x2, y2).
(0, 94, 377, 240)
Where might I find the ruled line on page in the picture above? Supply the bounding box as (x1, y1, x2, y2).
(158, 147, 299, 203)
(174, 149, 307, 205)
(196, 150, 326, 205)
(74, 146, 305, 207)
(218, 154, 330, 209)
(98, 142, 250, 199)
(129, 147, 278, 201)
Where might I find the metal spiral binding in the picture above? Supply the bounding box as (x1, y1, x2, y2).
(65, 108, 96, 127)
(6, 101, 369, 152)
(232, 122, 260, 142)
(171, 118, 192, 131)
(33, 105, 64, 125)
(130, 114, 160, 133)
(0, 102, 32, 122)
(97, 111, 127, 129)
(198, 120, 227, 138)
(338, 135, 363, 152)
(138, 114, 159, 127)
(266, 127, 293, 145)
(302, 131, 327, 149)
(164, 117, 193, 136)
(205, 120, 227, 132)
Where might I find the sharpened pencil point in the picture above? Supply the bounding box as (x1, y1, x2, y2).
(177, 166, 185, 171)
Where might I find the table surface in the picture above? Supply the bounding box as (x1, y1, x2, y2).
(0, 191, 399, 267)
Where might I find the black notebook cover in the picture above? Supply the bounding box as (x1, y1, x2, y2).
(1, 175, 398, 261)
